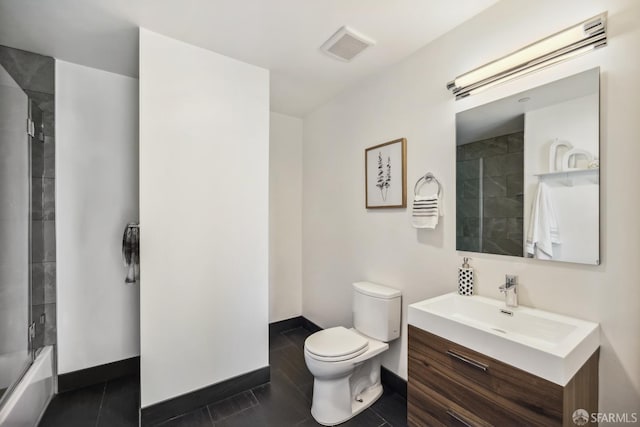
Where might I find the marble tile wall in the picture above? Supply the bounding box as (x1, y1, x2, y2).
(0, 44, 56, 349)
(457, 132, 524, 257)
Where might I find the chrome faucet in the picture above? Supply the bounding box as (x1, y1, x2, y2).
(499, 275, 518, 307)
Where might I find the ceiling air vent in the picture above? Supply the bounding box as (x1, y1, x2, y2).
(320, 26, 375, 62)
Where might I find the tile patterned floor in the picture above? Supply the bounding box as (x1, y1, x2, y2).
(40, 327, 407, 426)
(39, 375, 138, 426)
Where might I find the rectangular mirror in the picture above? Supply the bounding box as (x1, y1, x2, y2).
(456, 68, 600, 265)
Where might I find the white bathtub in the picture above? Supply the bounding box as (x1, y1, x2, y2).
(0, 346, 54, 427)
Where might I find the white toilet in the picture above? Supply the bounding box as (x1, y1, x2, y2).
(303, 282, 401, 426)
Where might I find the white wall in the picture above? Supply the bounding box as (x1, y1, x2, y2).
(139, 29, 269, 408)
(524, 94, 599, 264)
(269, 112, 303, 322)
(302, 0, 640, 414)
(56, 60, 139, 374)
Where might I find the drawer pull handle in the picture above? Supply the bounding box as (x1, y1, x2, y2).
(446, 409, 475, 427)
(446, 350, 488, 372)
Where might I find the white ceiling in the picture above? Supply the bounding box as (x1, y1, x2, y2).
(0, 0, 497, 117)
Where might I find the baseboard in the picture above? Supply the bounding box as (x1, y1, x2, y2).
(140, 366, 270, 426)
(57, 356, 140, 393)
(300, 317, 322, 333)
(381, 366, 407, 398)
(269, 316, 304, 334)
(269, 315, 322, 335)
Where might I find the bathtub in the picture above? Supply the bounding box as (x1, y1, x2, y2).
(0, 346, 54, 427)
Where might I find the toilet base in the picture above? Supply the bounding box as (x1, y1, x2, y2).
(305, 330, 390, 426)
(351, 383, 384, 420)
(311, 382, 383, 426)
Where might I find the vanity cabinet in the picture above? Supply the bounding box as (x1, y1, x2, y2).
(407, 325, 599, 426)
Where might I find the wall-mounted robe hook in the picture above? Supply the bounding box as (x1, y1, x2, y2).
(122, 223, 139, 284)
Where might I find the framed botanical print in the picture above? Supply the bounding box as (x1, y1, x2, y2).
(365, 138, 407, 208)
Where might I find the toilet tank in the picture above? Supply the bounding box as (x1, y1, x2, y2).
(352, 282, 401, 342)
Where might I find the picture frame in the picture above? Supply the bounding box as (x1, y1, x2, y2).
(365, 138, 407, 208)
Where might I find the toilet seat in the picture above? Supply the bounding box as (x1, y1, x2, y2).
(305, 327, 369, 362)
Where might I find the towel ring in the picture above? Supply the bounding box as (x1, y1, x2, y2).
(414, 172, 442, 197)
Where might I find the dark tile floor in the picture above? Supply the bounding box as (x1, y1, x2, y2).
(39, 375, 139, 426)
(40, 327, 407, 426)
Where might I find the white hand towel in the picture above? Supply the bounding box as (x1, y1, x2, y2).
(412, 194, 439, 229)
(526, 182, 561, 259)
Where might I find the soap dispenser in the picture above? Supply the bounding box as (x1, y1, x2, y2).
(458, 257, 474, 296)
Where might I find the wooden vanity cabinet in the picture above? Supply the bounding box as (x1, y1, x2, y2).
(407, 325, 599, 427)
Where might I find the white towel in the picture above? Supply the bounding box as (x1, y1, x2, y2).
(526, 182, 561, 259)
(412, 193, 440, 229)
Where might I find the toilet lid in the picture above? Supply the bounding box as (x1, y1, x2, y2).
(305, 327, 368, 360)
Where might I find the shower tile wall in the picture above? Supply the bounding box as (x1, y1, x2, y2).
(0, 45, 56, 349)
(457, 132, 524, 257)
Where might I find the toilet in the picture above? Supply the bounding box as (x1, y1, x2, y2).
(303, 282, 401, 426)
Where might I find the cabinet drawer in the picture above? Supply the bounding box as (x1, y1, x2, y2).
(409, 380, 491, 427)
(408, 325, 563, 423)
(409, 354, 558, 426)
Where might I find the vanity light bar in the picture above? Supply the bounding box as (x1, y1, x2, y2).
(447, 13, 607, 99)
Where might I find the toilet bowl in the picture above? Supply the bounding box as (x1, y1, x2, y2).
(303, 282, 401, 426)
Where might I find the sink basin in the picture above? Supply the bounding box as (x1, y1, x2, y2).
(408, 293, 599, 385)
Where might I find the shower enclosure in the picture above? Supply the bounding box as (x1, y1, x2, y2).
(0, 45, 55, 422)
(0, 59, 34, 404)
(456, 131, 525, 257)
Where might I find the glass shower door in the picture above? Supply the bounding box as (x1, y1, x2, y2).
(0, 63, 32, 402)
(456, 156, 484, 253)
